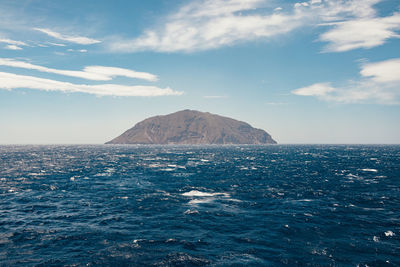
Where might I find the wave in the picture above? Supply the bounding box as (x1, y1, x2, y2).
(181, 190, 230, 197)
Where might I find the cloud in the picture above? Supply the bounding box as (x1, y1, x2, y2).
(4, 44, 22, 50)
(33, 28, 101, 45)
(48, 42, 66, 47)
(0, 38, 27, 50)
(83, 66, 158, 82)
(107, 0, 397, 53)
(0, 71, 182, 97)
(320, 13, 400, 52)
(0, 38, 27, 46)
(67, 49, 88, 53)
(0, 58, 158, 81)
(292, 83, 336, 96)
(108, 0, 310, 52)
(292, 58, 400, 104)
(360, 58, 400, 83)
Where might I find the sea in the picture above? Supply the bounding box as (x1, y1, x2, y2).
(0, 145, 399, 266)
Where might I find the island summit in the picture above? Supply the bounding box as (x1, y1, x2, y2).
(106, 110, 277, 145)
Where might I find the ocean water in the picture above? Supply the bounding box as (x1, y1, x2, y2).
(0, 145, 399, 266)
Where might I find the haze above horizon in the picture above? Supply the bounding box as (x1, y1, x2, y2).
(0, 0, 399, 144)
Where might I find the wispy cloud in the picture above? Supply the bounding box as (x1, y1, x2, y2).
(83, 66, 158, 82)
(0, 38, 28, 46)
(360, 58, 400, 83)
(0, 58, 158, 81)
(292, 58, 400, 104)
(292, 83, 336, 96)
(67, 49, 88, 53)
(4, 44, 22, 50)
(108, 0, 307, 52)
(0, 71, 182, 97)
(107, 0, 397, 53)
(0, 38, 28, 50)
(34, 28, 101, 45)
(320, 13, 400, 52)
(48, 42, 66, 47)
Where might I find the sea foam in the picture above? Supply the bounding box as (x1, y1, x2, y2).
(182, 190, 230, 197)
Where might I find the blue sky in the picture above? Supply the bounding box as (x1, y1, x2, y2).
(0, 0, 399, 144)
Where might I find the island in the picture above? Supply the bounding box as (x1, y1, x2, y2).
(106, 110, 277, 145)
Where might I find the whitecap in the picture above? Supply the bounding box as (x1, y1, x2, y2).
(132, 239, 143, 248)
(189, 198, 215, 205)
(385, 230, 395, 237)
(184, 209, 199, 215)
(346, 174, 359, 179)
(360, 168, 378, 172)
(148, 164, 161, 168)
(182, 190, 230, 197)
(94, 173, 110, 177)
(225, 198, 242, 202)
(161, 168, 175, 171)
(105, 167, 115, 173)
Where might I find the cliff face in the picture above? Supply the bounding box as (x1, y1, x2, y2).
(106, 110, 277, 144)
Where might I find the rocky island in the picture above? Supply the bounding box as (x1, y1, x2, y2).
(106, 110, 277, 145)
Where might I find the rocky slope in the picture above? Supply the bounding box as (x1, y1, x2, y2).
(106, 110, 277, 144)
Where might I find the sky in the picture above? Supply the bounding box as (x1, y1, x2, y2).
(0, 0, 399, 144)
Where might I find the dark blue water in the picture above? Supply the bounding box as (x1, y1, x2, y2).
(0, 145, 399, 266)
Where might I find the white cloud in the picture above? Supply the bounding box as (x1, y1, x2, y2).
(4, 44, 22, 50)
(67, 49, 88, 53)
(320, 13, 400, 52)
(292, 58, 400, 104)
(0, 58, 158, 82)
(0, 71, 182, 97)
(292, 81, 398, 104)
(48, 42, 66, 47)
(107, 0, 397, 53)
(33, 28, 101, 45)
(360, 58, 400, 83)
(292, 83, 336, 96)
(1, 38, 27, 50)
(108, 0, 309, 52)
(0, 38, 27, 46)
(83, 66, 158, 82)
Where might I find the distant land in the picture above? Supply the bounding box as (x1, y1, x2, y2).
(106, 110, 277, 145)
